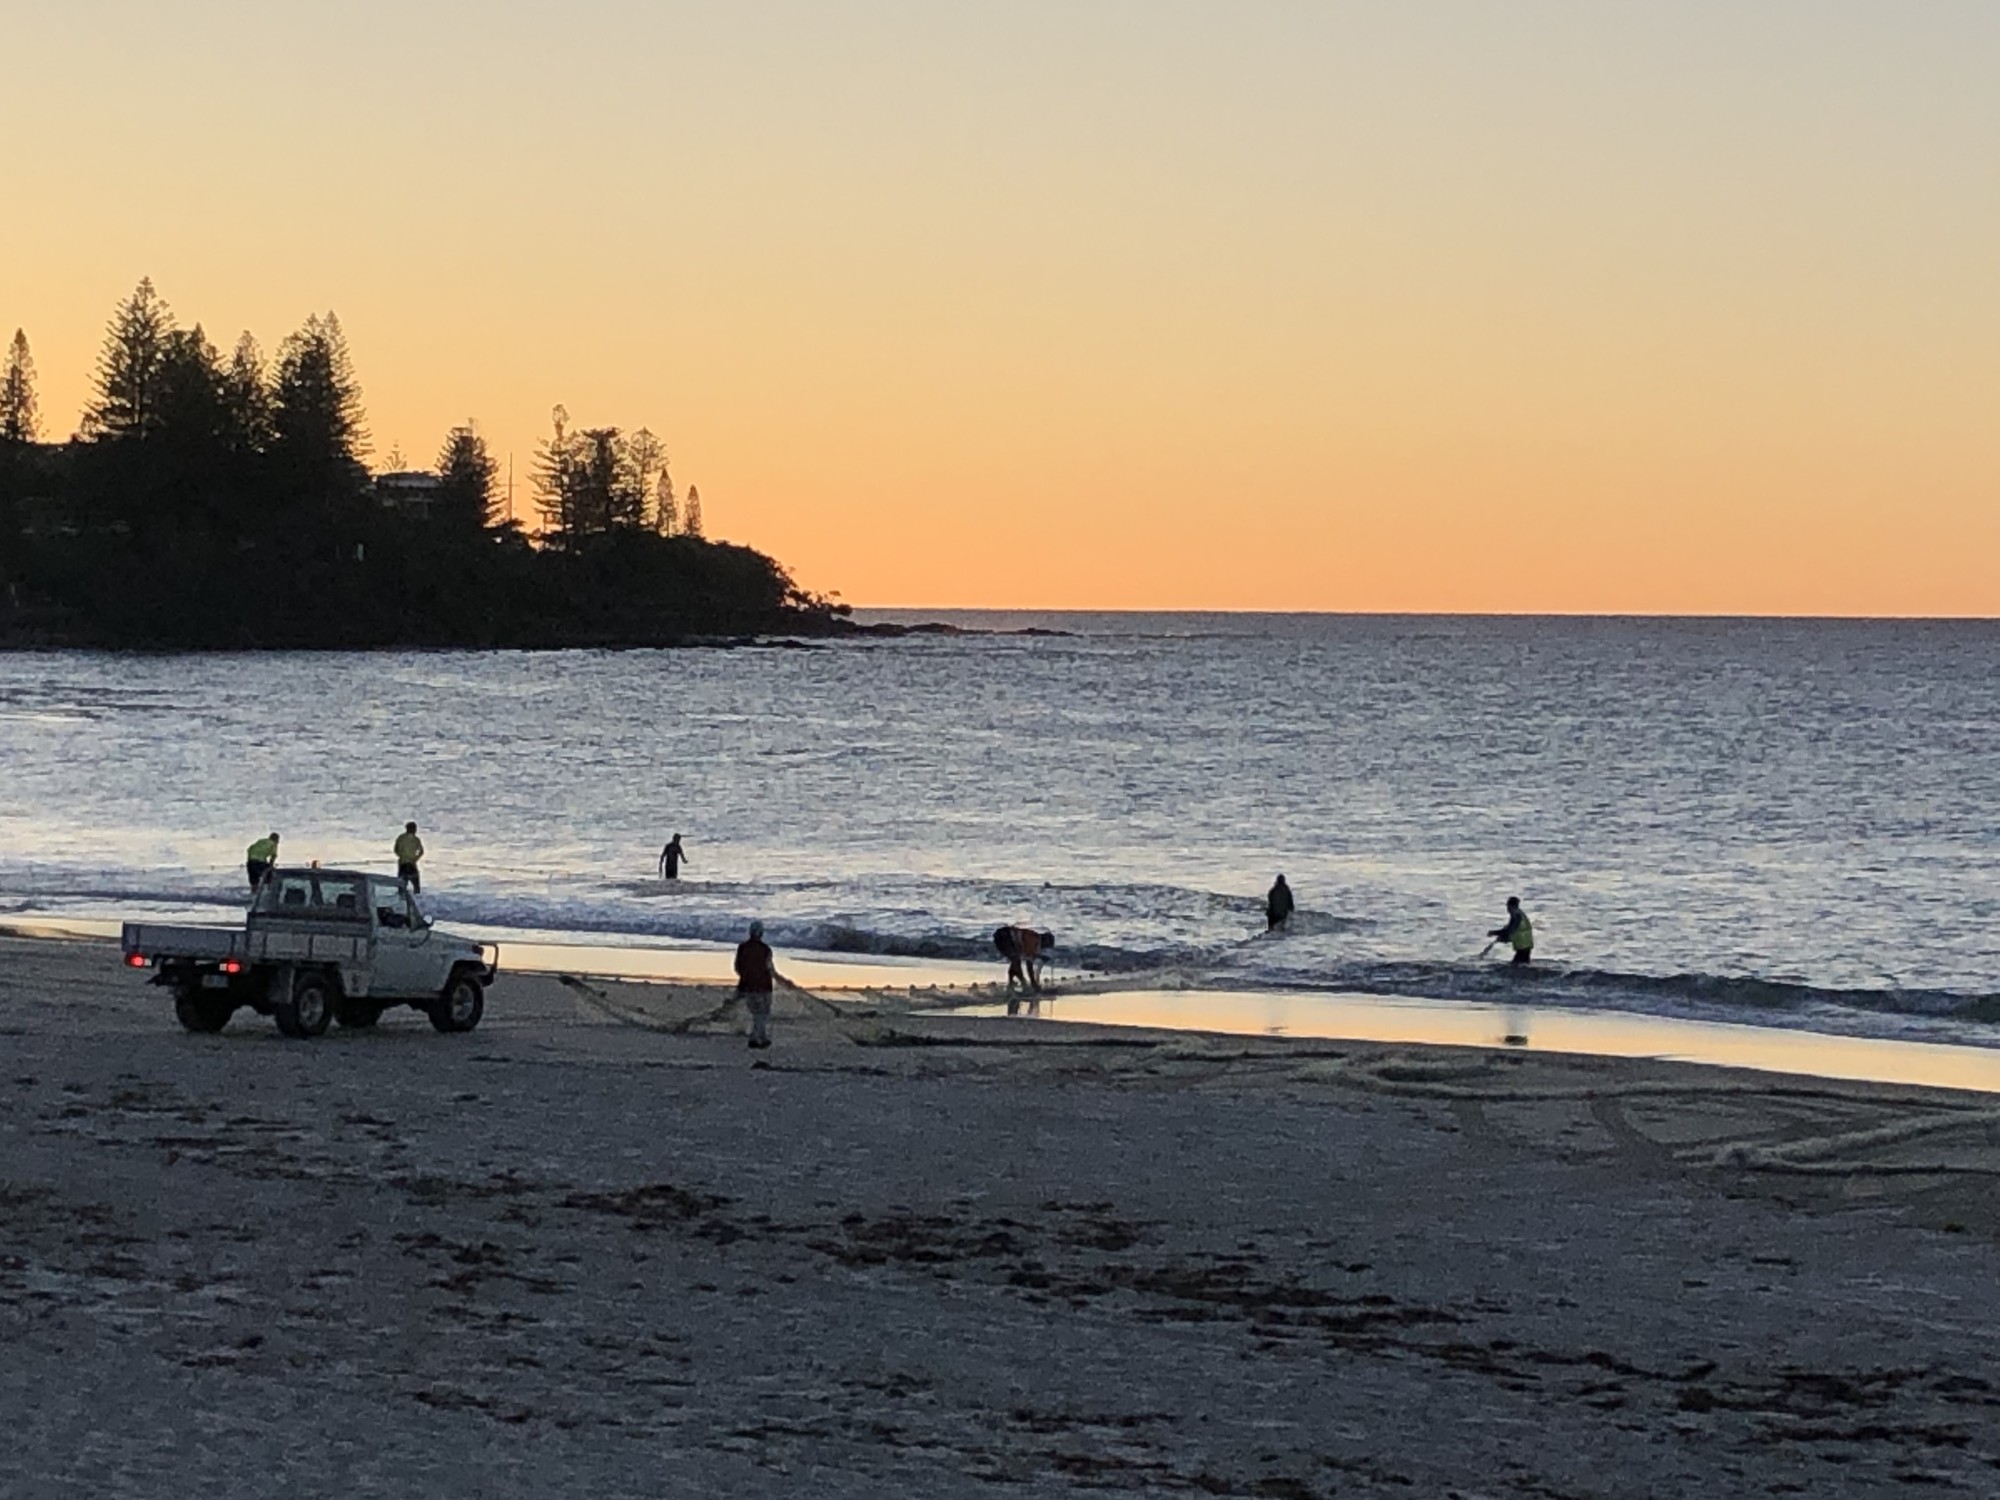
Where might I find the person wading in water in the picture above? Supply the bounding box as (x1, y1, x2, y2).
(1266, 874, 1295, 932)
(1490, 897, 1534, 965)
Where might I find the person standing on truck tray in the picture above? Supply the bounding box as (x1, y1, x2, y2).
(246, 832, 280, 893)
(659, 833, 687, 881)
(735, 920, 777, 1050)
(1490, 896, 1534, 965)
(394, 822, 425, 893)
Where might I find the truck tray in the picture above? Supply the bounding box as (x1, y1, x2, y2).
(121, 922, 248, 962)
(245, 928, 373, 966)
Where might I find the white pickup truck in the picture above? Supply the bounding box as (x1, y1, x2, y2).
(122, 867, 499, 1039)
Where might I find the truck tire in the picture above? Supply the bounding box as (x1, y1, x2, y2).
(173, 989, 233, 1033)
(431, 972, 485, 1034)
(334, 997, 383, 1029)
(275, 973, 335, 1039)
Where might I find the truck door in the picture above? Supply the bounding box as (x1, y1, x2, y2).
(369, 878, 438, 997)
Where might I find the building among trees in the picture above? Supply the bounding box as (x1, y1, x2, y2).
(374, 471, 443, 520)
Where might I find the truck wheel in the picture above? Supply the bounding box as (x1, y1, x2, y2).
(431, 973, 485, 1034)
(334, 997, 383, 1029)
(173, 990, 233, 1033)
(275, 973, 335, 1039)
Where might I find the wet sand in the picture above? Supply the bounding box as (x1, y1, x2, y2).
(968, 989, 2000, 1095)
(4, 933, 2000, 1497)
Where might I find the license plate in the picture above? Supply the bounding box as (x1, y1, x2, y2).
(201, 973, 230, 989)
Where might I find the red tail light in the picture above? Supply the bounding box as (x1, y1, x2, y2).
(220, 959, 243, 975)
(124, 953, 148, 968)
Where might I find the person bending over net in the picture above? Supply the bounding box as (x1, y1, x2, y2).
(993, 925, 1056, 998)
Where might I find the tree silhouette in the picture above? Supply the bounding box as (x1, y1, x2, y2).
(271, 312, 369, 519)
(156, 327, 227, 443)
(534, 413, 661, 544)
(683, 484, 703, 538)
(220, 333, 274, 455)
(626, 427, 667, 528)
(0, 329, 36, 573)
(144, 326, 241, 536)
(436, 422, 498, 532)
(573, 428, 647, 536)
(606, 432, 649, 531)
(573, 428, 617, 535)
(84, 278, 175, 440)
(0, 330, 37, 444)
(654, 469, 678, 535)
(532, 404, 577, 545)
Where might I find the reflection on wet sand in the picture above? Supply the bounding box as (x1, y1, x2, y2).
(971, 990, 2000, 1096)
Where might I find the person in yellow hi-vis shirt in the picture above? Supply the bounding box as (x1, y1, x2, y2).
(1488, 896, 1534, 965)
(245, 832, 280, 892)
(394, 822, 425, 893)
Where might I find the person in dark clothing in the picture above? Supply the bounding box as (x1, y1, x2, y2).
(993, 925, 1055, 1001)
(1490, 897, 1534, 965)
(1266, 874, 1295, 931)
(659, 834, 688, 880)
(735, 919, 777, 1049)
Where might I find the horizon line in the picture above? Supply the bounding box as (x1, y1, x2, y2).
(849, 605, 2000, 623)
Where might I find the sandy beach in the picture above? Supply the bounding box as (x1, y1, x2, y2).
(4, 933, 1999, 1498)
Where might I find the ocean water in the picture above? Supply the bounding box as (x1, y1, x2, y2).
(2, 614, 1997, 1043)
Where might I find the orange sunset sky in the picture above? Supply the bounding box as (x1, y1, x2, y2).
(4, 1, 1997, 614)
